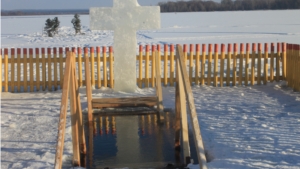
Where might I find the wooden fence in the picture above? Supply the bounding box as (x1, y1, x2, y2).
(1, 42, 299, 93)
(286, 44, 300, 92)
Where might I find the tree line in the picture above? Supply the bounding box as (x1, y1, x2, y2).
(159, 0, 300, 12)
(1, 9, 88, 16)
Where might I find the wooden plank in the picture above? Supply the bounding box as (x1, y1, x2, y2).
(29, 49, 34, 92)
(170, 45, 175, 86)
(251, 43, 256, 85)
(233, 44, 237, 86)
(84, 47, 94, 122)
(90, 47, 95, 87)
(78, 47, 83, 87)
(264, 43, 268, 85)
(35, 48, 40, 91)
(59, 48, 64, 89)
(103, 46, 107, 87)
(151, 45, 156, 87)
(92, 96, 157, 103)
(54, 48, 58, 90)
(47, 48, 52, 91)
(145, 45, 149, 87)
(175, 67, 181, 150)
(164, 45, 168, 86)
(96, 47, 101, 88)
(138, 45, 143, 88)
(176, 44, 207, 169)
(24, 48, 28, 92)
(257, 43, 262, 85)
(155, 51, 164, 122)
(220, 44, 225, 87)
(68, 52, 80, 166)
(276, 43, 280, 82)
(189, 44, 194, 86)
(270, 43, 275, 82)
(109, 47, 114, 88)
(176, 52, 191, 165)
(214, 44, 218, 87)
(54, 51, 72, 169)
(226, 44, 232, 86)
(207, 44, 212, 86)
(17, 49, 21, 92)
(4, 49, 9, 92)
(71, 53, 86, 156)
(201, 44, 206, 85)
(245, 44, 250, 86)
(195, 44, 200, 85)
(239, 44, 244, 86)
(11, 49, 15, 92)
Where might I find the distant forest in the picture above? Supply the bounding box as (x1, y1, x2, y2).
(159, 0, 300, 12)
(1, 9, 88, 16)
(2, 0, 300, 16)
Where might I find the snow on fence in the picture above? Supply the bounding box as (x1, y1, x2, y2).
(0, 42, 299, 93)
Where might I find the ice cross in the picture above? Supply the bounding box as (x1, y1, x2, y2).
(90, 0, 160, 92)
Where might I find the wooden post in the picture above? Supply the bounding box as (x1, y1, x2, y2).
(103, 46, 107, 87)
(264, 43, 268, 85)
(96, 47, 101, 88)
(270, 43, 275, 82)
(154, 51, 164, 122)
(195, 44, 200, 85)
(78, 47, 83, 87)
(233, 43, 237, 86)
(226, 44, 232, 86)
(176, 45, 207, 169)
(24, 48, 28, 92)
(175, 64, 181, 150)
(239, 43, 244, 86)
(35, 48, 40, 91)
(220, 44, 225, 87)
(282, 43, 286, 80)
(145, 45, 150, 87)
(297, 44, 300, 91)
(257, 43, 262, 85)
(47, 48, 52, 91)
(90, 47, 95, 88)
(54, 52, 72, 169)
(176, 50, 190, 165)
(207, 44, 212, 86)
(59, 48, 64, 89)
(54, 48, 58, 90)
(245, 44, 250, 86)
(11, 48, 15, 93)
(151, 45, 156, 87)
(276, 43, 280, 82)
(109, 47, 114, 88)
(189, 44, 194, 86)
(69, 52, 81, 167)
(17, 48, 21, 92)
(251, 43, 256, 85)
(157, 44, 161, 85)
(139, 45, 143, 88)
(0, 49, 2, 92)
(170, 44, 175, 86)
(29, 48, 34, 92)
(84, 47, 93, 122)
(4, 49, 8, 92)
(164, 44, 168, 86)
(214, 44, 218, 87)
(201, 44, 206, 85)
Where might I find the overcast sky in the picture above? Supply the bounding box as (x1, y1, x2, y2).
(1, 0, 221, 10)
(1, 0, 178, 10)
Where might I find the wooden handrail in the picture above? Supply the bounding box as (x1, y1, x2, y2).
(176, 44, 207, 169)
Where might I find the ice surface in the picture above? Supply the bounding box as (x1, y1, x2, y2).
(90, 0, 160, 92)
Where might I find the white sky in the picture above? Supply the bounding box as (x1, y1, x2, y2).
(1, 0, 221, 10)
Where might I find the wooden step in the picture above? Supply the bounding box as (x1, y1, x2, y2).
(92, 96, 158, 109)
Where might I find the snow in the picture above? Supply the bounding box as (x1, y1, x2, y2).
(1, 10, 300, 169)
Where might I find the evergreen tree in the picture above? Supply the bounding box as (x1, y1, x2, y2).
(71, 14, 82, 35)
(44, 17, 60, 37)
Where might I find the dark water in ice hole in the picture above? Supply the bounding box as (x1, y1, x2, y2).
(84, 112, 198, 169)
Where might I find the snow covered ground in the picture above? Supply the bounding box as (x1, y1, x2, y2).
(1, 10, 300, 169)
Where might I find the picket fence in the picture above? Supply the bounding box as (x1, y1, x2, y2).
(0, 42, 299, 93)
